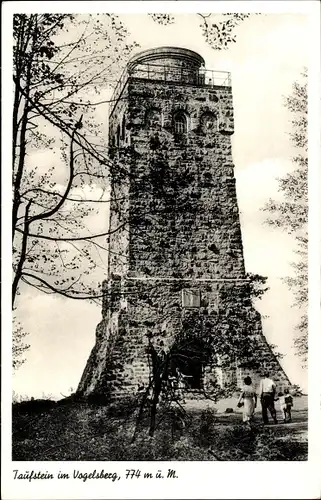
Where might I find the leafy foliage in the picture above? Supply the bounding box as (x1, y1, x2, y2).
(198, 13, 252, 50)
(246, 272, 269, 300)
(149, 13, 255, 50)
(148, 14, 175, 26)
(262, 69, 308, 364)
(12, 319, 30, 370)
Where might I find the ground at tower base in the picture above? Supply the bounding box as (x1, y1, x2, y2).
(12, 393, 307, 461)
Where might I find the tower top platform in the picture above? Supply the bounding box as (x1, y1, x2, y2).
(128, 46, 205, 70)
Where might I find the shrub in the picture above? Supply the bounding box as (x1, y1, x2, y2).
(195, 408, 217, 447)
(12, 398, 57, 415)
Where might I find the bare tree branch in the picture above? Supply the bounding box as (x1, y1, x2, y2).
(16, 221, 127, 241)
(21, 272, 106, 300)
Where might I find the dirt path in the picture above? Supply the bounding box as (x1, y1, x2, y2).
(184, 396, 308, 451)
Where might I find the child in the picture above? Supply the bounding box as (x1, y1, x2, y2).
(279, 387, 293, 423)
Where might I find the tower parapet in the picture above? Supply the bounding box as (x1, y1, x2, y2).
(109, 46, 231, 119)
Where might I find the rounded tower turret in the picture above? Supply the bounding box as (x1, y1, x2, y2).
(127, 46, 205, 84)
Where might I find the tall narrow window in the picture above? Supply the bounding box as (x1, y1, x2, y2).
(121, 116, 126, 141)
(116, 124, 120, 147)
(174, 112, 187, 134)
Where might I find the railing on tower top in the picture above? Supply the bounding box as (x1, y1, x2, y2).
(109, 63, 231, 116)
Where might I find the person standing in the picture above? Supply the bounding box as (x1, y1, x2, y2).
(237, 376, 257, 424)
(175, 368, 191, 403)
(279, 387, 294, 423)
(259, 372, 277, 424)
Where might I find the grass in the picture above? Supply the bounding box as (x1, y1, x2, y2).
(12, 396, 308, 461)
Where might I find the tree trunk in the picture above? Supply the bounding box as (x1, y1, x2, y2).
(149, 384, 161, 437)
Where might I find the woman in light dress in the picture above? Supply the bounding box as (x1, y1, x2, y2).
(237, 376, 257, 423)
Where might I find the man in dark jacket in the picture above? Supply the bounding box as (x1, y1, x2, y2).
(259, 372, 277, 424)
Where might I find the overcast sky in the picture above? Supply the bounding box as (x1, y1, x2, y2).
(12, 12, 310, 398)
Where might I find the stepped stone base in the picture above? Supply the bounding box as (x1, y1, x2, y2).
(78, 277, 291, 400)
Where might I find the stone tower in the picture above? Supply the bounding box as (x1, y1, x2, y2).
(78, 47, 291, 399)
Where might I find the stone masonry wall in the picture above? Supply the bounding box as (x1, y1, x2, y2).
(109, 78, 242, 280)
(78, 71, 291, 399)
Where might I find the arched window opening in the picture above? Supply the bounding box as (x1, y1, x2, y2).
(145, 108, 162, 129)
(200, 112, 217, 133)
(174, 112, 187, 134)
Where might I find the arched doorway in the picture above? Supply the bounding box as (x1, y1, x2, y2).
(171, 337, 205, 390)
